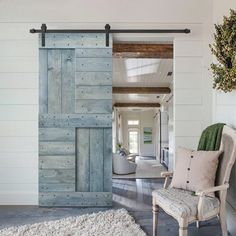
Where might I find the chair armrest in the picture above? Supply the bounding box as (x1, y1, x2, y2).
(161, 172, 173, 189)
(196, 183, 229, 197)
(161, 171, 173, 177)
(197, 183, 229, 220)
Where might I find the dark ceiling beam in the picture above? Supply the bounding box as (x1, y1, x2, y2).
(114, 103, 160, 108)
(113, 87, 171, 94)
(113, 43, 173, 58)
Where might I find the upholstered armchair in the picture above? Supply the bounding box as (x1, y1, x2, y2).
(152, 125, 236, 236)
(113, 153, 137, 175)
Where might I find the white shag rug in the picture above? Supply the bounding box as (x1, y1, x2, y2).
(0, 208, 146, 236)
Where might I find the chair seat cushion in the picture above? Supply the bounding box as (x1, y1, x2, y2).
(152, 188, 220, 218)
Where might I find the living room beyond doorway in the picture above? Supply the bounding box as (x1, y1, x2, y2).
(112, 40, 173, 179)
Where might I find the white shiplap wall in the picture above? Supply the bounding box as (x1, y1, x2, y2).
(0, 25, 39, 204)
(174, 38, 212, 163)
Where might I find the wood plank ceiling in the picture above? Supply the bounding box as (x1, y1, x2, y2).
(112, 43, 173, 109)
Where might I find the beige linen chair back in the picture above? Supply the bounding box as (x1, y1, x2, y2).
(215, 125, 236, 200)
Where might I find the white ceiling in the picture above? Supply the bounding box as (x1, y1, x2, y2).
(113, 58, 173, 87)
(112, 57, 173, 106)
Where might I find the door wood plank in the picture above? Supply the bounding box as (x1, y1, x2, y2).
(39, 183, 75, 192)
(39, 155, 75, 169)
(39, 169, 75, 184)
(89, 129, 104, 192)
(76, 58, 112, 72)
(76, 128, 90, 192)
(39, 49, 48, 113)
(76, 48, 112, 58)
(39, 128, 75, 141)
(75, 99, 112, 114)
(39, 114, 112, 128)
(76, 86, 112, 100)
(39, 142, 75, 155)
(48, 50, 62, 113)
(39, 192, 112, 206)
(103, 128, 112, 192)
(76, 72, 112, 86)
(61, 49, 75, 113)
(40, 33, 112, 49)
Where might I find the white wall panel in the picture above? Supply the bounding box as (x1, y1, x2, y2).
(214, 105, 236, 128)
(0, 121, 37, 136)
(175, 121, 202, 137)
(0, 183, 37, 192)
(0, 23, 38, 40)
(0, 191, 37, 205)
(0, 168, 37, 183)
(175, 89, 202, 105)
(0, 152, 37, 168)
(175, 73, 203, 89)
(175, 105, 203, 121)
(216, 91, 236, 106)
(175, 57, 203, 73)
(175, 137, 200, 150)
(0, 137, 38, 152)
(173, 37, 211, 172)
(0, 40, 37, 57)
(0, 105, 38, 120)
(174, 40, 203, 57)
(0, 73, 38, 88)
(0, 58, 38, 73)
(0, 0, 211, 23)
(0, 89, 38, 104)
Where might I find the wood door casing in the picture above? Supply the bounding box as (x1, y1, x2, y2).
(38, 34, 112, 206)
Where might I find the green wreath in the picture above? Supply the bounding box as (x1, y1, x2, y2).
(210, 9, 236, 93)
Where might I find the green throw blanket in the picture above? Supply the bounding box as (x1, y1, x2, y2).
(197, 123, 225, 151)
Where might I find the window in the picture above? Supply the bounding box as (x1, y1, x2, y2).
(128, 120, 139, 126)
(128, 130, 139, 153)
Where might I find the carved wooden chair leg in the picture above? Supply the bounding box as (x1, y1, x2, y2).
(152, 202, 159, 236)
(179, 218, 188, 236)
(219, 205, 228, 236)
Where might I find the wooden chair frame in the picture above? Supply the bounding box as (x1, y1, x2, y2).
(153, 126, 236, 236)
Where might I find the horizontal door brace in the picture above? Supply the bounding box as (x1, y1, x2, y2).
(30, 24, 191, 47)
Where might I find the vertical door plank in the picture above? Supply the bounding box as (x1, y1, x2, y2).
(89, 128, 104, 192)
(103, 128, 112, 192)
(39, 49, 48, 113)
(76, 128, 90, 192)
(62, 50, 75, 113)
(48, 50, 62, 113)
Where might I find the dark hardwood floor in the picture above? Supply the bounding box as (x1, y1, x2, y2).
(113, 178, 223, 236)
(0, 178, 223, 236)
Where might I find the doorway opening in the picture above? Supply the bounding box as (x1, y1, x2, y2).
(112, 39, 173, 179)
(128, 129, 139, 154)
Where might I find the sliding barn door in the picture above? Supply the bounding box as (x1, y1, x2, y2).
(38, 34, 112, 206)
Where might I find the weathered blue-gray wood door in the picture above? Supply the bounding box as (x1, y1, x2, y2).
(38, 34, 112, 206)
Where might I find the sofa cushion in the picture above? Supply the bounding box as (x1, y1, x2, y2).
(152, 188, 220, 218)
(171, 147, 222, 196)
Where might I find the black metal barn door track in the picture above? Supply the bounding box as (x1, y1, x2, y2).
(30, 24, 190, 47)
